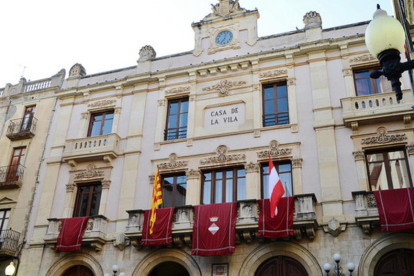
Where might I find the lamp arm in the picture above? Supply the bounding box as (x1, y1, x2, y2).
(401, 59, 414, 72)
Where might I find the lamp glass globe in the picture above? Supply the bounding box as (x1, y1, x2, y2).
(347, 262, 356, 272)
(119, 273, 126, 276)
(365, 7, 405, 58)
(112, 265, 119, 272)
(333, 253, 341, 262)
(5, 262, 15, 276)
(323, 263, 331, 272)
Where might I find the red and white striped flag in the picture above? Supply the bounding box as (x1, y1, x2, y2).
(268, 156, 285, 218)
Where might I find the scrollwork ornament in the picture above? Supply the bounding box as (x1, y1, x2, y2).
(157, 153, 189, 170)
(257, 140, 292, 159)
(87, 99, 116, 108)
(202, 79, 246, 96)
(361, 127, 407, 145)
(353, 151, 365, 161)
(259, 69, 288, 79)
(165, 86, 190, 95)
(349, 54, 376, 63)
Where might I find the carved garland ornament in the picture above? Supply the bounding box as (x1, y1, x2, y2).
(87, 99, 116, 108)
(202, 80, 246, 96)
(165, 86, 190, 95)
(257, 140, 292, 159)
(361, 127, 407, 145)
(259, 69, 287, 79)
(75, 164, 104, 179)
(157, 153, 188, 170)
(349, 54, 376, 63)
(200, 145, 245, 165)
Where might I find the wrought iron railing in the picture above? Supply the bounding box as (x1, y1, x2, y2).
(6, 117, 37, 138)
(0, 229, 20, 254)
(263, 112, 289, 127)
(0, 165, 25, 188)
(164, 127, 187, 140)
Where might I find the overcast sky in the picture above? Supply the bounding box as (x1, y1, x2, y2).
(0, 0, 393, 87)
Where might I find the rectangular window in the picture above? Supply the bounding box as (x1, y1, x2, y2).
(354, 68, 392, 96)
(366, 149, 412, 191)
(162, 174, 187, 207)
(7, 147, 25, 182)
(263, 83, 289, 127)
(165, 98, 188, 140)
(21, 106, 36, 131)
(0, 209, 10, 243)
(201, 167, 246, 204)
(73, 183, 102, 217)
(261, 162, 293, 199)
(88, 111, 114, 137)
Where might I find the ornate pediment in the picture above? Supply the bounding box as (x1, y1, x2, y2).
(203, 0, 247, 20)
(200, 145, 245, 165)
(202, 80, 246, 96)
(75, 164, 105, 179)
(257, 140, 292, 159)
(0, 197, 17, 205)
(362, 127, 407, 145)
(157, 153, 188, 170)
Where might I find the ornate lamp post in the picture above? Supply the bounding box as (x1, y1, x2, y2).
(104, 265, 125, 276)
(323, 253, 355, 276)
(365, 4, 414, 101)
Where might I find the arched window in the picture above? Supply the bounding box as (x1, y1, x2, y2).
(149, 261, 190, 276)
(374, 249, 414, 276)
(62, 265, 94, 276)
(255, 256, 308, 276)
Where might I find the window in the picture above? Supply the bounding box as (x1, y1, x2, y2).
(7, 147, 25, 182)
(0, 209, 10, 244)
(366, 148, 412, 191)
(263, 83, 289, 127)
(162, 174, 187, 207)
(354, 68, 392, 96)
(73, 183, 102, 217)
(201, 167, 246, 204)
(261, 162, 293, 199)
(21, 106, 35, 131)
(165, 98, 188, 140)
(88, 111, 114, 137)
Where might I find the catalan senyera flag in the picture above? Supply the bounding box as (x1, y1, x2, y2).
(149, 169, 163, 234)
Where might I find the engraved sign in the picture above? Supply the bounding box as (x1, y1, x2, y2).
(204, 103, 245, 129)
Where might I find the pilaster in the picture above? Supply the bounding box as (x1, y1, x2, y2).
(244, 162, 260, 199)
(353, 150, 370, 191)
(186, 170, 201, 205)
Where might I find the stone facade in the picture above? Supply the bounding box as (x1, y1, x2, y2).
(1, 0, 413, 275)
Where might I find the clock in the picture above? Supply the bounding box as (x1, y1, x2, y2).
(215, 31, 233, 45)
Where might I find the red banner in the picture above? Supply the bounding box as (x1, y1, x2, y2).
(374, 188, 414, 232)
(55, 217, 89, 252)
(258, 198, 293, 238)
(141, 207, 174, 246)
(192, 202, 237, 256)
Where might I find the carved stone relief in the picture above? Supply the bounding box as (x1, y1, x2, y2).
(138, 45, 156, 61)
(66, 183, 76, 192)
(200, 145, 245, 165)
(157, 153, 188, 170)
(361, 127, 407, 145)
(87, 99, 116, 108)
(303, 11, 322, 29)
(75, 164, 104, 179)
(406, 145, 414, 155)
(259, 69, 287, 79)
(186, 169, 201, 180)
(353, 151, 365, 161)
(292, 158, 303, 168)
(257, 140, 292, 159)
(69, 63, 86, 78)
(202, 80, 246, 96)
(349, 54, 377, 63)
(245, 162, 260, 173)
(204, 0, 247, 20)
(367, 194, 377, 209)
(165, 86, 190, 95)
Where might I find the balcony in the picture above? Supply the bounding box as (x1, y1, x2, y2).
(6, 117, 37, 141)
(0, 165, 25, 189)
(352, 191, 379, 235)
(125, 194, 318, 249)
(62, 133, 122, 164)
(44, 215, 108, 251)
(341, 90, 414, 127)
(0, 229, 21, 259)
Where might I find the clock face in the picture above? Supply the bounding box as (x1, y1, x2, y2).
(215, 31, 233, 45)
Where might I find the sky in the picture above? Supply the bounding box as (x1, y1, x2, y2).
(0, 0, 393, 87)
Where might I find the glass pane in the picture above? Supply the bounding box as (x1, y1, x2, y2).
(93, 185, 102, 192)
(226, 179, 233, 202)
(105, 113, 114, 119)
(80, 186, 90, 193)
(264, 87, 274, 100)
(180, 100, 189, 113)
(279, 172, 292, 196)
(90, 122, 102, 137)
(93, 115, 103, 121)
(388, 150, 405, 160)
(389, 159, 410, 189)
(169, 102, 179, 115)
(89, 192, 101, 216)
(379, 76, 392, 93)
(368, 162, 387, 191)
(237, 169, 245, 177)
(204, 173, 211, 181)
(367, 153, 384, 162)
(168, 115, 178, 128)
(277, 113, 289, 125)
(163, 185, 173, 207)
(264, 100, 275, 114)
(355, 71, 370, 78)
(279, 164, 291, 173)
(0, 211, 4, 218)
(215, 180, 223, 203)
(262, 174, 269, 199)
(2, 219, 8, 230)
(77, 194, 90, 217)
(277, 84, 287, 98)
(226, 170, 233, 178)
(355, 79, 373, 96)
(177, 175, 187, 184)
(277, 98, 288, 112)
(102, 119, 113, 135)
(176, 184, 187, 206)
(5, 210, 10, 218)
(237, 178, 246, 200)
(216, 172, 223, 179)
(203, 182, 211, 204)
(164, 177, 174, 185)
(179, 113, 188, 128)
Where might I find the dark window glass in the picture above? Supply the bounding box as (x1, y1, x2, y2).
(74, 183, 102, 217)
(263, 83, 289, 127)
(88, 111, 114, 137)
(354, 69, 391, 96)
(165, 98, 188, 140)
(162, 174, 187, 207)
(366, 149, 412, 191)
(261, 162, 293, 199)
(202, 168, 246, 204)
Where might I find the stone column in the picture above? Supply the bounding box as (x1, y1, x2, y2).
(353, 151, 370, 191)
(244, 162, 260, 199)
(63, 183, 77, 218)
(186, 170, 201, 206)
(292, 158, 303, 195)
(99, 180, 111, 216)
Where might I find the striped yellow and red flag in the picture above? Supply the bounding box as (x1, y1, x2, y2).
(149, 169, 162, 234)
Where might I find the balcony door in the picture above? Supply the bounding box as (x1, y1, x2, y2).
(21, 106, 35, 132)
(6, 148, 25, 182)
(0, 209, 10, 248)
(255, 256, 308, 276)
(62, 265, 94, 276)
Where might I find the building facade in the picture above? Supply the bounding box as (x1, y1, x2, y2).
(4, 0, 414, 275)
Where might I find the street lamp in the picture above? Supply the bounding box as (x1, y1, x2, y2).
(365, 4, 414, 101)
(104, 265, 126, 276)
(5, 262, 16, 276)
(323, 253, 355, 276)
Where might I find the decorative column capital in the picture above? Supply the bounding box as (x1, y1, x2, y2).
(353, 150, 365, 161)
(292, 158, 303, 168)
(245, 162, 260, 173)
(102, 180, 111, 189)
(186, 169, 201, 180)
(66, 183, 76, 192)
(406, 145, 414, 155)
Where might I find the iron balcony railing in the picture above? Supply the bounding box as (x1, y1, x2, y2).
(0, 165, 25, 189)
(263, 112, 289, 127)
(164, 126, 187, 141)
(0, 229, 21, 254)
(6, 116, 37, 140)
